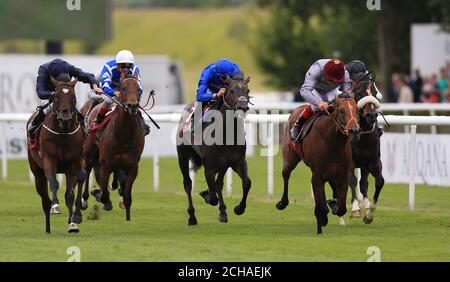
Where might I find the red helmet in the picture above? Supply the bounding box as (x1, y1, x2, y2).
(324, 59, 345, 83)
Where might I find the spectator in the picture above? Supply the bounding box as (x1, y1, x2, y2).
(392, 73, 413, 103)
(437, 67, 449, 101)
(410, 69, 423, 103)
(421, 77, 440, 103)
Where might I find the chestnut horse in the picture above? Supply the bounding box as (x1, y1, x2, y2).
(27, 78, 86, 233)
(83, 74, 145, 221)
(176, 74, 251, 225)
(278, 94, 360, 234)
(349, 72, 384, 223)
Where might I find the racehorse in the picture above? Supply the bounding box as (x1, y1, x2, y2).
(82, 73, 145, 221)
(349, 72, 384, 224)
(27, 77, 86, 233)
(277, 94, 360, 234)
(176, 73, 251, 225)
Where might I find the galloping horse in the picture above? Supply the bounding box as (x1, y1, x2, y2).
(82, 73, 145, 221)
(349, 72, 384, 223)
(177, 73, 251, 225)
(278, 94, 360, 234)
(27, 78, 86, 233)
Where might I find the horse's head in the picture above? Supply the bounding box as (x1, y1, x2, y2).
(118, 73, 140, 115)
(222, 73, 251, 117)
(50, 76, 77, 131)
(330, 94, 360, 142)
(353, 71, 380, 126)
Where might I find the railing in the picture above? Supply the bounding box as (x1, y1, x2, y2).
(1, 112, 450, 210)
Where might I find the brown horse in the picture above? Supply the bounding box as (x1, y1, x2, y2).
(278, 94, 360, 234)
(176, 73, 251, 225)
(82, 74, 145, 221)
(27, 78, 86, 233)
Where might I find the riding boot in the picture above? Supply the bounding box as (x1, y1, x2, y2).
(138, 112, 150, 136)
(28, 108, 45, 138)
(95, 112, 106, 125)
(290, 115, 308, 143)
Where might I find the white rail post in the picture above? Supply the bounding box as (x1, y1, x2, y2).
(429, 109, 437, 134)
(403, 110, 409, 133)
(153, 132, 159, 192)
(226, 168, 232, 197)
(1, 122, 7, 180)
(409, 125, 417, 210)
(268, 121, 274, 197)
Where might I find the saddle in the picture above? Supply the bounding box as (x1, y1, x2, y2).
(183, 100, 221, 135)
(88, 107, 117, 135)
(289, 111, 323, 158)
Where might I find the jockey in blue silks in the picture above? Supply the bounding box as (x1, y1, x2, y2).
(27, 59, 102, 138)
(94, 50, 150, 135)
(191, 58, 242, 132)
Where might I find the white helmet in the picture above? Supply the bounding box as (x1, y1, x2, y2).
(116, 50, 135, 64)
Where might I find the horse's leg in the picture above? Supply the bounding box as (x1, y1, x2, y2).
(232, 159, 251, 216)
(81, 161, 92, 210)
(327, 180, 339, 215)
(177, 149, 197, 225)
(348, 169, 361, 218)
(359, 167, 372, 223)
(72, 168, 86, 225)
(65, 173, 79, 233)
(43, 158, 61, 215)
(31, 164, 51, 233)
(335, 175, 349, 219)
(365, 159, 384, 224)
(312, 172, 328, 234)
(99, 165, 113, 211)
(91, 164, 102, 202)
(201, 168, 219, 206)
(123, 166, 138, 221)
(117, 170, 126, 209)
(214, 168, 228, 223)
(277, 149, 300, 210)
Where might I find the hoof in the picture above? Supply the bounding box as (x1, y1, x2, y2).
(363, 215, 374, 224)
(276, 201, 288, 210)
(119, 197, 125, 209)
(81, 199, 88, 210)
(71, 214, 83, 224)
(50, 204, 62, 215)
(68, 223, 79, 233)
(321, 217, 328, 227)
(327, 199, 338, 215)
(91, 190, 102, 202)
(188, 217, 198, 226)
(218, 214, 228, 223)
(234, 205, 245, 215)
(350, 210, 361, 219)
(103, 201, 113, 211)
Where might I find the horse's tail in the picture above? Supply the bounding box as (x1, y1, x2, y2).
(189, 152, 202, 172)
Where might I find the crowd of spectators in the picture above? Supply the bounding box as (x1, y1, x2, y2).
(392, 62, 450, 103)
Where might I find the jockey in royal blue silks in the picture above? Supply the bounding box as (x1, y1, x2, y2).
(93, 49, 150, 135)
(191, 58, 242, 131)
(27, 58, 102, 138)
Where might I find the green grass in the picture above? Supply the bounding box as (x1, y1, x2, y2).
(0, 150, 449, 262)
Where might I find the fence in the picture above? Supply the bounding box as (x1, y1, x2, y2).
(1, 109, 450, 210)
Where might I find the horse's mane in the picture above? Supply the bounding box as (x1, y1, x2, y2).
(230, 72, 246, 83)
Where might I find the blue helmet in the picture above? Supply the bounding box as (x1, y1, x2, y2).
(214, 59, 236, 77)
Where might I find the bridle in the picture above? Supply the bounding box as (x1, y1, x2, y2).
(221, 80, 252, 110)
(325, 97, 358, 136)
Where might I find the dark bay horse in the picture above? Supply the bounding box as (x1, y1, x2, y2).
(278, 95, 360, 234)
(83, 74, 145, 221)
(349, 72, 384, 223)
(27, 78, 86, 233)
(176, 74, 251, 225)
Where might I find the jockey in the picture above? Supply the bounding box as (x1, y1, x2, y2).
(27, 58, 102, 138)
(345, 60, 383, 101)
(290, 59, 352, 142)
(95, 50, 150, 135)
(191, 58, 241, 131)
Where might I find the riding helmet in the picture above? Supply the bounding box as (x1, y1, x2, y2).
(324, 59, 345, 83)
